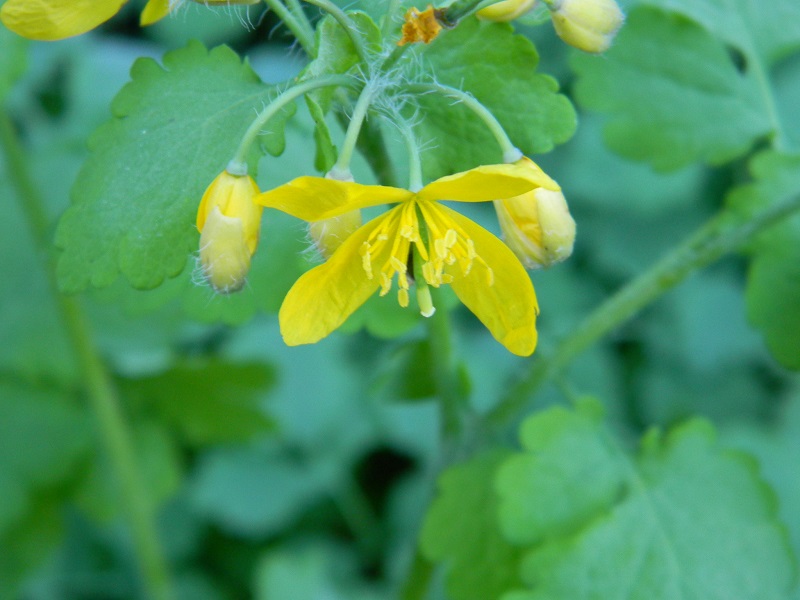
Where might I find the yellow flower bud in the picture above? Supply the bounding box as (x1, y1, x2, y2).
(494, 187, 576, 269)
(477, 0, 538, 22)
(196, 171, 263, 294)
(548, 0, 624, 53)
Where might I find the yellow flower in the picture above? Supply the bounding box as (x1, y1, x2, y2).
(477, 0, 538, 22)
(494, 187, 576, 269)
(548, 0, 624, 53)
(0, 0, 258, 41)
(196, 170, 263, 294)
(256, 159, 560, 356)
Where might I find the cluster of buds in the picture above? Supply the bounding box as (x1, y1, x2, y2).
(478, 0, 624, 53)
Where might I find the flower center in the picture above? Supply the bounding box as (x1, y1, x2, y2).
(358, 199, 494, 314)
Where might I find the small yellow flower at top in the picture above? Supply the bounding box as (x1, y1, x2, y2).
(477, 0, 538, 22)
(398, 5, 444, 46)
(547, 0, 624, 53)
(494, 187, 576, 269)
(196, 169, 263, 294)
(256, 158, 560, 356)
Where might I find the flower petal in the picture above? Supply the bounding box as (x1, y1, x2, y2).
(279, 211, 396, 345)
(1, 0, 127, 40)
(256, 177, 412, 222)
(416, 158, 560, 203)
(440, 205, 539, 356)
(140, 0, 170, 25)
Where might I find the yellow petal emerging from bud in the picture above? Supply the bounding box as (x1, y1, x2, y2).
(196, 171, 263, 294)
(494, 187, 575, 269)
(548, 0, 624, 53)
(477, 0, 538, 22)
(309, 210, 363, 259)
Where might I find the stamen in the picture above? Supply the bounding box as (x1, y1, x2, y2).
(398, 288, 410, 308)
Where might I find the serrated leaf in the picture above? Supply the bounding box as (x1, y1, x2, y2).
(55, 42, 282, 292)
(496, 399, 794, 600)
(420, 450, 524, 600)
(632, 0, 800, 66)
(413, 18, 576, 179)
(727, 150, 800, 369)
(123, 361, 276, 447)
(572, 7, 772, 171)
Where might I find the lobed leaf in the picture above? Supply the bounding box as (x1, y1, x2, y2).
(55, 42, 281, 292)
(571, 7, 773, 171)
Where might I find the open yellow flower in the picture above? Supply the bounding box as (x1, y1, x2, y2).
(256, 159, 560, 356)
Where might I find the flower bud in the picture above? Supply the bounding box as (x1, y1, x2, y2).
(494, 187, 575, 269)
(548, 0, 624, 53)
(196, 171, 263, 293)
(477, 0, 538, 22)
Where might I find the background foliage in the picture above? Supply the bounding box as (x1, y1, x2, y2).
(1, 0, 799, 598)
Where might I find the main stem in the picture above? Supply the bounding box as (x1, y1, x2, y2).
(0, 109, 174, 600)
(487, 194, 800, 432)
(263, 0, 316, 56)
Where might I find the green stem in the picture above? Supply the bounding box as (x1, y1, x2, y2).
(284, 0, 316, 47)
(396, 117, 423, 191)
(382, 0, 403, 37)
(330, 80, 378, 177)
(486, 194, 800, 432)
(229, 74, 358, 170)
(405, 83, 521, 162)
(264, 0, 316, 56)
(0, 111, 174, 598)
(440, 0, 487, 24)
(399, 550, 435, 600)
(301, 0, 369, 63)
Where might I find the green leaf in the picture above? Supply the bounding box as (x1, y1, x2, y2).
(123, 361, 276, 447)
(727, 150, 800, 370)
(55, 42, 278, 292)
(300, 12, 381, 112)
(571, 7, 773, 171)
(632, 0, 800, 66)
(496, 399, 795, 600)
(420, 450, 524, 600)
(0, 27, 28, 100)
(307, 96, 338, 173)
(0, 382, 92, 534)
(414, 18, 576, 179)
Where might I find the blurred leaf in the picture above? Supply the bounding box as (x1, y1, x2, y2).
(496, 399, 794, 599)
(0, 26, 28, 99)
(124, 360, 276, 447)
(55, 42, 286, 292)
(0, 382, 91, 534)
(572, 7, 772, 171)
(415, 19, 576, 179)
(420, 449, 523, 600)
(632, 0, 800, 66)
(76, 420, 182, 521)
(190, 447, 337, 539)
(727, 150, 800, 370)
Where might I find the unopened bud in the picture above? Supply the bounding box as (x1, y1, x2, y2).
(308, 170, 363, 259)
(548, 0, 624, 53)
(196, 171, 263, 293)
(494, 187, 575, 269)
(477, 0, 538, 22)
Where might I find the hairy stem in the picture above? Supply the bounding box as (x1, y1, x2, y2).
(487, 194, 800, 431)
(0, 110, 174, 599)
(264, 0, 316, 55)
(302, 0, 368, 63)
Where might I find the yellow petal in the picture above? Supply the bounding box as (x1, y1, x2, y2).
(1, 0, 127, 40)
(440, 205, 539, 356)
(140, 0, 170, 25)
(256, 177, 412, 222)
(279, 213, 395, 346)
(416, 158, 560, 203)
